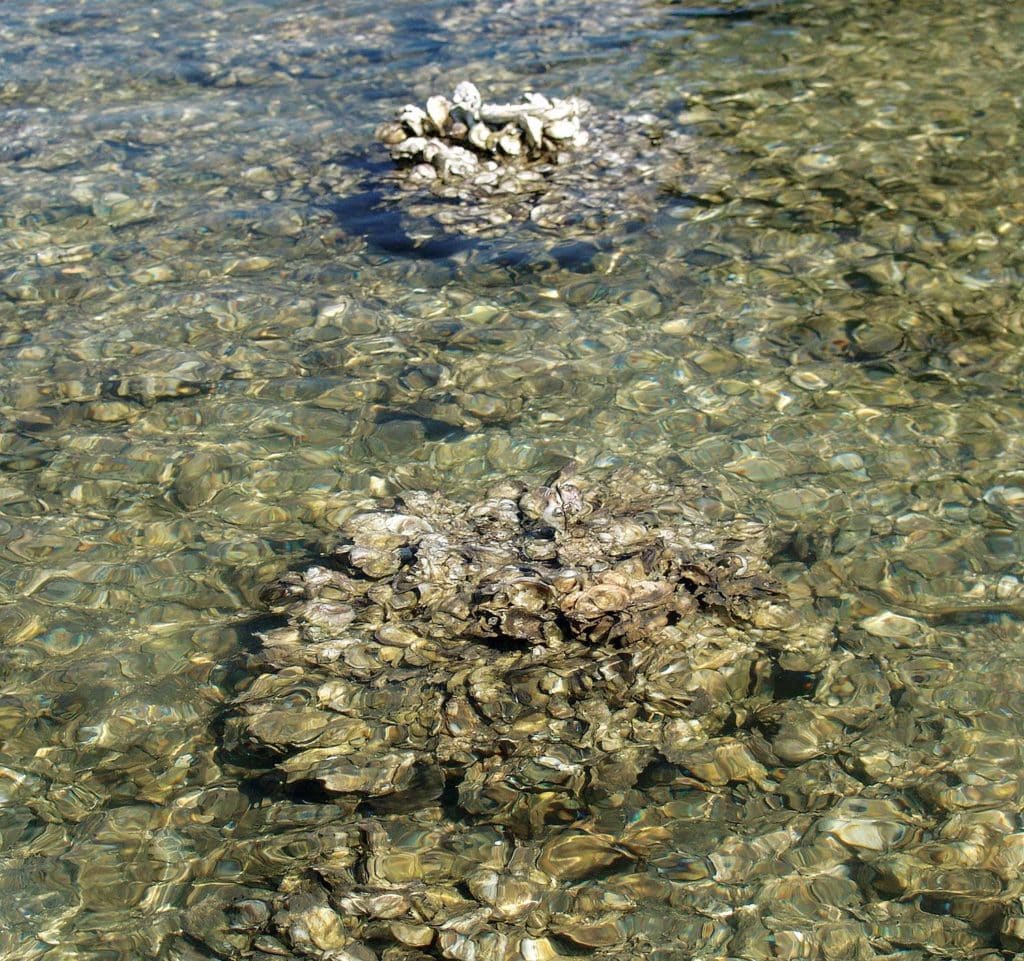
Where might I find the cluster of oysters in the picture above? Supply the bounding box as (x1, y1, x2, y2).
(178, 468, 843, 961)
(367, 81, 713, 236)
(174, 469, 1024, 961)
(376, 82, 589, 184)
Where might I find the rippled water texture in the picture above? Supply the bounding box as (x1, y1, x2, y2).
(1, 0, 1022, 958)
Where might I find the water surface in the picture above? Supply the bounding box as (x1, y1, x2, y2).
(1, 1, 1023, 958)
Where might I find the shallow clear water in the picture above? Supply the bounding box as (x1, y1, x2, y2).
(1, 1, 1023, 958)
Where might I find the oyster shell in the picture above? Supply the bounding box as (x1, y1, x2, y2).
(398, 104, 429, 137)
(452, 81, 482, 118)
(425, 95, 450, 134)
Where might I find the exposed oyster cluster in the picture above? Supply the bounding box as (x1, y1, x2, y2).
(365, 82, 713, 238)
(180, 469, 838, 960)
(366, 81, 716, 237)
(376, 81, 589, 184)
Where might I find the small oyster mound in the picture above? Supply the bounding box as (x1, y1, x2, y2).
(254, 465, 807, 664)
(376, 82, 589, 185)
(366, 80, 718, 238)
(195, 467, 839, 960)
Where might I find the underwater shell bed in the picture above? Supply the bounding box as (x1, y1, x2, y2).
(1, 0, 1024, 959)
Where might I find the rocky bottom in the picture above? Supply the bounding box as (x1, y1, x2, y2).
(168, 469, 1024, 961)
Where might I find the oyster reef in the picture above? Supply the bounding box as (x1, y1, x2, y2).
(179, 467, 1024, 960)
(183, 468, 832, 959)
(372, 80, 712, 236)
(377, 81, 590, 182)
